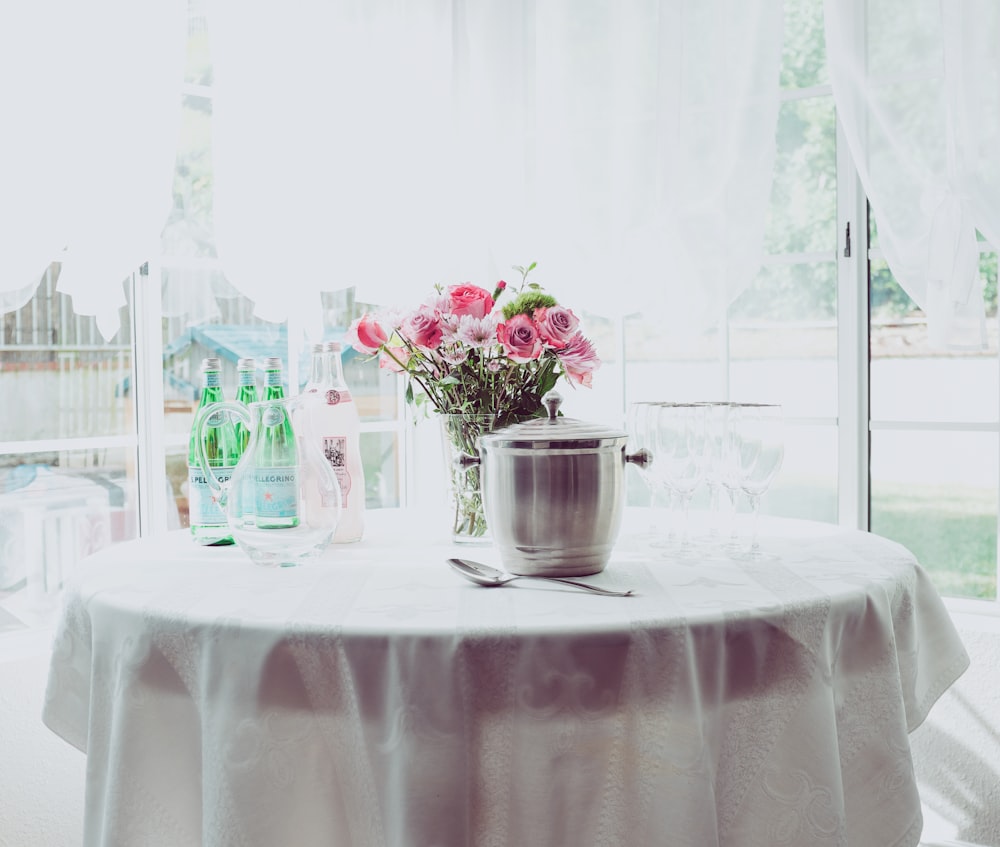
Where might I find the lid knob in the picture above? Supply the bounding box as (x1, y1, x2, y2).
(543, 390, 563, 421)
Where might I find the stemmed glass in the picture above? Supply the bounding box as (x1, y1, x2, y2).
(729, 403, 784, 561)
(650, 402, 707, 555)
(699, 401, 732, 544)
(626, 401, 671, 544)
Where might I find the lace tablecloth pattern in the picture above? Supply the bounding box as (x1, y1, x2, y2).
(43, 511, 969, 847)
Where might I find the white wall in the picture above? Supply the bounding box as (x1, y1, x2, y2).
(1, 608, 998, 847)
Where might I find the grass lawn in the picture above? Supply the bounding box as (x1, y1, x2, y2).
(871, 482, 997, 600)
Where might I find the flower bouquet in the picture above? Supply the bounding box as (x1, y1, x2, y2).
(346, 263, 600, 540)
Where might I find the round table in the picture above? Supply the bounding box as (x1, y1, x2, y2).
(43, 509, 969, 847)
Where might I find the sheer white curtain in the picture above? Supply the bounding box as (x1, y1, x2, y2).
(209, 0, 784, 337)
(825, 0, 1000, 347)
(0, 0, 186, 339)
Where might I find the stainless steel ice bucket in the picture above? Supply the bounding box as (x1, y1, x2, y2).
(468, 392, 650, 577)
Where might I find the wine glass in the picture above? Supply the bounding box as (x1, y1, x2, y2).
(626, 401, 671, 544)
(730, 403, 784, 561)
(699, 401, 733, 544)
(650, 402, 707, 555)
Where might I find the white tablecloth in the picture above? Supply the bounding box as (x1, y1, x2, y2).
(43, 510, 969, 847)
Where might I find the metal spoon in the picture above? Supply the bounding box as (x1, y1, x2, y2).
(447, 558, 633, 597)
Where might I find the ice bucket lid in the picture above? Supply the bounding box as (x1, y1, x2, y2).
(479, 391, 627, 450)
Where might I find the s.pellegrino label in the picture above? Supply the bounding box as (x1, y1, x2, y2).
(188, 465, 234, 526)
(188, 357, 238, 545)
(252, 466, 300, 527)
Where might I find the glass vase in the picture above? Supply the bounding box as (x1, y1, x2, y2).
(439, 414, 506, 544)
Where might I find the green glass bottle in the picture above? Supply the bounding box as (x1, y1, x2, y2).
(254, 356, 300, 529)
(234, 357, 258, 454)
(188, 357, 238, 545)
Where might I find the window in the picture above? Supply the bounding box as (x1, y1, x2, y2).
(2, 0, 997, 629)
(869, 237, 999, 599)
(0, 269, 140, 625)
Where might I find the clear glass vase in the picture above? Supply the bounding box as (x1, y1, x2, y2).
(439, 414, 507, 544)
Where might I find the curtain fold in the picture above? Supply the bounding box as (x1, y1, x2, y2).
(824, 0, 1000, 347)
(3, 0, 784, 340)
(208, 0, 785, 337)
(0, 0, 187, 339)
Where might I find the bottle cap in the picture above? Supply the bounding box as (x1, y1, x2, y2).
(202, 357, 221, 370)
(237, 357, 255, 370)
(311, 343, 323, 353)
(325, 341, 342, 353)
(264, 357, 283, 370)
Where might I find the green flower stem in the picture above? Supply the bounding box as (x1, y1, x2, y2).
(443, 415, 491, 539)
(382, 345, 448, 414)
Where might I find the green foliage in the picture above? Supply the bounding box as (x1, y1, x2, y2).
(869, 259, 915, 318)
(871, 481, 997, 600)
(502, 292, 558, 320)
(779, 0, 828, 90)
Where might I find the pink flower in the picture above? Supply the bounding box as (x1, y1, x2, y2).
(347, 314, 388, 355)
(438, 313, 461, 344)
(424, 291, 451, 314)
(447, 284, 494, 319)
(557, 333, 600, 387)
(456, 314, 499, 348)
(497, 314, 542, 362)
(439, 343, 469, 366)
(378, 346, 411, 373)
(534, 306, 579, 349)
(400, 306, 444, 350)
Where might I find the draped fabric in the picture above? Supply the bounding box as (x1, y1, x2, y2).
(1, 1, 783, 340)
(0, 0, 186, 340)
(824, 0, 1000, 347)
(208, 0, 786, 337)
(43, 512, 970, 846)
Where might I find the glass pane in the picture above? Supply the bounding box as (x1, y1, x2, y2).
(1, 266, 133, 440)
(362, 430, 400, 509)
(764, 96, 837, 255)
(728, 261, 838, 418)
(0, 450, 139, 620)
(554, 311, 618, 425)
(780, 0, 828, 90)
(694, 424, 836, 518)
(183, 0, 212, 87)
(762, 424, 838, 522)
(623, 310, 726, 406)
(871, 430, 998, 600)
(163, 93, 215, 258)
(870, 257, 999, 423)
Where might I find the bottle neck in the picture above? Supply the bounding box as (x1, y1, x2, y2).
(200, 371, 224, 405)
(264, 369, 284, 398)
(327, 349, 347, 389)
(307, 350, 328, 389)
(238, 369, 255, 387)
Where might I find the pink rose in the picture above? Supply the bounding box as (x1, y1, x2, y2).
(497, 314, 542, 362)
(400, 306, 444, 350)
(378, 346, 411, 373)
(534, 306, 579, 349)
(557, 333, 600, 387)
(447, 284, 495, 319)
(347, 314, 388, 355)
